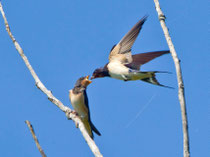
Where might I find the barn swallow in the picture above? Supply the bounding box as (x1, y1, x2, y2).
(91, 16, 171, 88)
(69, 76, 101, 139)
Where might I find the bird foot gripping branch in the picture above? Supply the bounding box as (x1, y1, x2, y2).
(65, 109, 77, 119)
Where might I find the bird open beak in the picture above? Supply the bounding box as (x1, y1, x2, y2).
(85, 75, 92, 85)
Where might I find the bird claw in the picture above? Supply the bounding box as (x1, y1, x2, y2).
(71, 110, 79, 116)
(66, 110, 79, 120)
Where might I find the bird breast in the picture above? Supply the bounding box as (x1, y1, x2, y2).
(69, 90, 88, 118)
(107, 61, 129, 80)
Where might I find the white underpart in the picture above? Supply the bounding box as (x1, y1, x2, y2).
(107, 61, 131, 80)
(69, 90, 88, 118)
(107, 61, 151, 80)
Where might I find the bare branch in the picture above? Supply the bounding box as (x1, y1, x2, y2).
(153, 1, 190, 157)
(25, 120, 47, 157)
(0, 2, 102, 157)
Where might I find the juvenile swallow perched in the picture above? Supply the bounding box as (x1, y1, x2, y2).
(69, 76, 101, 139)
(91, 16, 171, 88)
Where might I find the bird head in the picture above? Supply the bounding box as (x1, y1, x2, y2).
(91, 67, 107, 80)
(75, 75, 92, 88)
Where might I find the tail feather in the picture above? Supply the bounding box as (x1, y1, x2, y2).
(141, 71, 174, 89)
(82, 119, 94, 139)
(90, 122, 101, 137)
(83, 120, 101, 139)
(154, 71, 172, 74)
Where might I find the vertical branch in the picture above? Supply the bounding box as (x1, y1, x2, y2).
(0, 2, 103, 157)
(25, 120, 47, 157)
(153, 1, 190, 157)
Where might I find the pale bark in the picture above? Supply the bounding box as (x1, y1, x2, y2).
(25, 120, 47, 157)
(0, 2, 102, 157)
(153, 1, 190, 157)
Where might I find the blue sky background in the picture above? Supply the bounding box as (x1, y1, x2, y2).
(0, 0, 209, 156)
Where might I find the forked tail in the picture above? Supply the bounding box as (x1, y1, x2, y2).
(141, 71, 174, 89)
(90, 121, 101, 137)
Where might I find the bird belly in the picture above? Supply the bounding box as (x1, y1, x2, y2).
(107, 62, 130, 80)
(69, 91, 88, 118)
(128, 72, 152, 80)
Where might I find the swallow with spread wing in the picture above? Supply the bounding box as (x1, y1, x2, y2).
(91, 16, 172, 88)
(69, 76, 101, 139)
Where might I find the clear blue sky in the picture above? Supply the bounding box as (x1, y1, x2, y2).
(0, 0, 209, 156)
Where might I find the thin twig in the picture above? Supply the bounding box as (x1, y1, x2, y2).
(25, 120, 47, 157)
(0, 2, 102, 157)
(153, 1, 190, 157)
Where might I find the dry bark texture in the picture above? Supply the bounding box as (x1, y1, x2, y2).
(153, 1, 190, 157)
(25, 120, 47, 157)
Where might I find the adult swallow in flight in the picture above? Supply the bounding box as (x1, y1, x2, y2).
(91, 16, 172, 88)
(69, 76, 101, 139)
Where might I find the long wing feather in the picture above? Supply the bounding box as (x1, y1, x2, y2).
(84, 90, 101, 138)
(126, 50, 170, 70)
(109, 16, 148, 62)
(118, 15, 148, 54)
